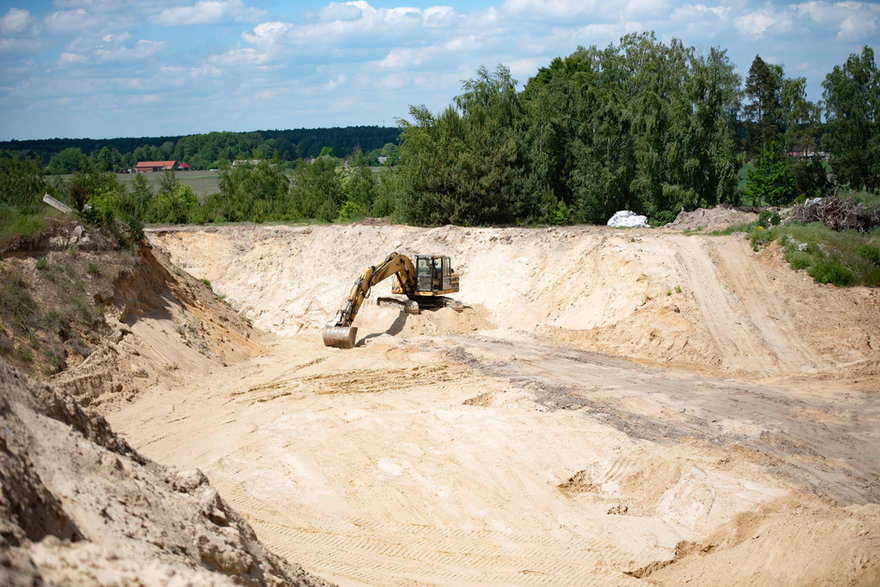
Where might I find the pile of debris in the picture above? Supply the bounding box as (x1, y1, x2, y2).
(788, 197, 880, 232)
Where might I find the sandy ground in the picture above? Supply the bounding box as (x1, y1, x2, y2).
(106, 224, 880, 585)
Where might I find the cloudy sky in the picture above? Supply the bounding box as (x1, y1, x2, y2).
(0, 0, 877, 140)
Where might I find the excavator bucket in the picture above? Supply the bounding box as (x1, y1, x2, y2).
(322, 325, 358, 349)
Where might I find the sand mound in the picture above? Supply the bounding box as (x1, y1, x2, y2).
(151, 224, 880, 380)
(0, 359, 328, 586)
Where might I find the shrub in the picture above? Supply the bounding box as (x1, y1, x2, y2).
(808, 260, 855, 286)
(757, 210, 781, 228)
(858, 244, 880, 265)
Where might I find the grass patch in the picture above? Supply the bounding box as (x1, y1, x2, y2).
(0, 206, 51, 250)
(843, 190, 880, 207)
(750, 222, 880, 286)
(86, 262, 102, 277)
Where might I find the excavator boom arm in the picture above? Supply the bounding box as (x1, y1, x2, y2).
(322, 252, 418, 349)
(334, 252, 415, 328)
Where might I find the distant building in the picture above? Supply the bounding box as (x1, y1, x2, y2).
(177, 162, 190, 170)
(232, 159, 264, 167)
(136, 160, 178, 173)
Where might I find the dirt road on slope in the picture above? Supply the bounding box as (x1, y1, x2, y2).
(108, 225, 880, 585)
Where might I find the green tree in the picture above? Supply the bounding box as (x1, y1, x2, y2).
(822, 46, 880, 190)
(289, 154, 341, 221)
(337, 150, 376, 221)
(158, 169, 178, 195)
(744, 55, 782, 154)
(47, 147, 85, 175)
(519, 34, 740, 224)
(780, 76, 822, 153)
(92, 146, 123, 172)
(148, 184, 198, 224)
(397, 65, 528, 225)
(744, 142, 796, 207)
(213, 160, 290, 222)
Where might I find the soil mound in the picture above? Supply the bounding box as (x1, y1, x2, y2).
(0, 359, 329, 586)
(666, 205, 758, 232)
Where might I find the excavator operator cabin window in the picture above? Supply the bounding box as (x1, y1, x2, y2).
(416, 257, 432, 292)
(432, 257, 442, 290)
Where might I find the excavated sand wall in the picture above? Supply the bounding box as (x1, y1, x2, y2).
(150, 224, 880, 378)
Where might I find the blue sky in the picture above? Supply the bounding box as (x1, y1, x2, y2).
(0, 0, 877, 140)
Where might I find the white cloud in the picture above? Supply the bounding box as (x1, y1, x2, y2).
(318, 1, 369, 21)
(507, 57, 542, 78)
(45, 8, 93, 33)
(671, 4, 730, 22)
(797, 1, 880, 41)
(502, 0, 600, 20)
(241, 21, 294, 48)
(668, 3, 730, 36)
(96, 39, 165, 60)
(423, 6, 459, 28)
(378, 35, 481, 70)
(59, 51, 88, 64)
(324, 73, 347, 90)
(735, 8, 792, 37)
(622, 0, 670, 19)
(1, 7, 36, 35)
(152, 0, 266, 26)
(62, 32, 166, 62)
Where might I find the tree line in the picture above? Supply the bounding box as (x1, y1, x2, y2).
(0, 126, 400, 173)
(396, 35, 877, 225)
(1, 33, 877, 231)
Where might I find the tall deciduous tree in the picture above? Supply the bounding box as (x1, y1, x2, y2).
(214, 160, 290, 222)
(822, 46, 880, 190)
(519, 33, 740, 224)
(47, 147, 85, 175)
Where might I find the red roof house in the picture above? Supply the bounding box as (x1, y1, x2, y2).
(136, 161, 178, 173)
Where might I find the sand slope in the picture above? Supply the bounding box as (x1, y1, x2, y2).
(0, 359, 329, 586)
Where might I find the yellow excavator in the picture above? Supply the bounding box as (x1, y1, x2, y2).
(322, 252, 460, 349)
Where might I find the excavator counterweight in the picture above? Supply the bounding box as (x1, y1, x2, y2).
(322, 252, 460, 349)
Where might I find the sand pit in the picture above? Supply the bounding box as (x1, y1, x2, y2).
(96, 224, 880, 585)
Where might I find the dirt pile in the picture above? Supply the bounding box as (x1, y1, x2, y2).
(665, 205, 758, 231)
(0, 360, 329, 586)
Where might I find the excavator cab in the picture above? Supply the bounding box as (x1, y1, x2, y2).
(323, 252, 461, 349)
(403, 255, 459, 296)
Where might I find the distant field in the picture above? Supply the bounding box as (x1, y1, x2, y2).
(47, 171, 222, 198)
(117, 170, 220, 197)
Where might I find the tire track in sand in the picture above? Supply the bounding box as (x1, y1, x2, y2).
(674, 236, 815, 374)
